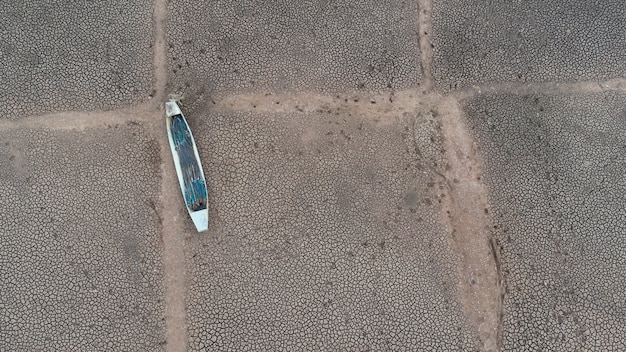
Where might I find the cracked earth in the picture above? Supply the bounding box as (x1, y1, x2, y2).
(1, 0, 625, 351)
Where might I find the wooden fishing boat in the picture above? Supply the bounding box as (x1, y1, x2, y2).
(165, 100, 209, 232)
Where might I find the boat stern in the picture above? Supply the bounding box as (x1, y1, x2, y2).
(189, 209, 209, 232)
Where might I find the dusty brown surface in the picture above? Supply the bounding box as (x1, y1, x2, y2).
(4, 80, 623, 352)
(3, 0, 626, 350)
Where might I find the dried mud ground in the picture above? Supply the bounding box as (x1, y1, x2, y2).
(1, 0, 625, 351)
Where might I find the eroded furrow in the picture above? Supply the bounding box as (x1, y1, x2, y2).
(194, 89, 437, 118)
(152, 0, 168, 106)
(154, 109, 189, 352)
(452, 78, 626, 100)
(436, 97, 503, 352)
(152, 0, 189, 351)
(417, 0, 434, 91)
(0, 105, 154, 132)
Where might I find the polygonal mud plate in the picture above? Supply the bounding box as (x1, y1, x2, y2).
(183, 110, 475, 351)
(462, 92, 626, 350)
(0, 1, 155, 119)
(0, 122, 165, 350)
(431, 0, 626, 90)
(166, 0, 422, 96)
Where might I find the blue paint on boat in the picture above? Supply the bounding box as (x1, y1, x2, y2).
(171, 115, 207, 211)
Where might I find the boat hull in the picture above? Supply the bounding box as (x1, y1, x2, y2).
(165, 101, 209, 232)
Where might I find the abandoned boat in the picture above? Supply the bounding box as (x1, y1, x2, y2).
(165, 100, 209, 232)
